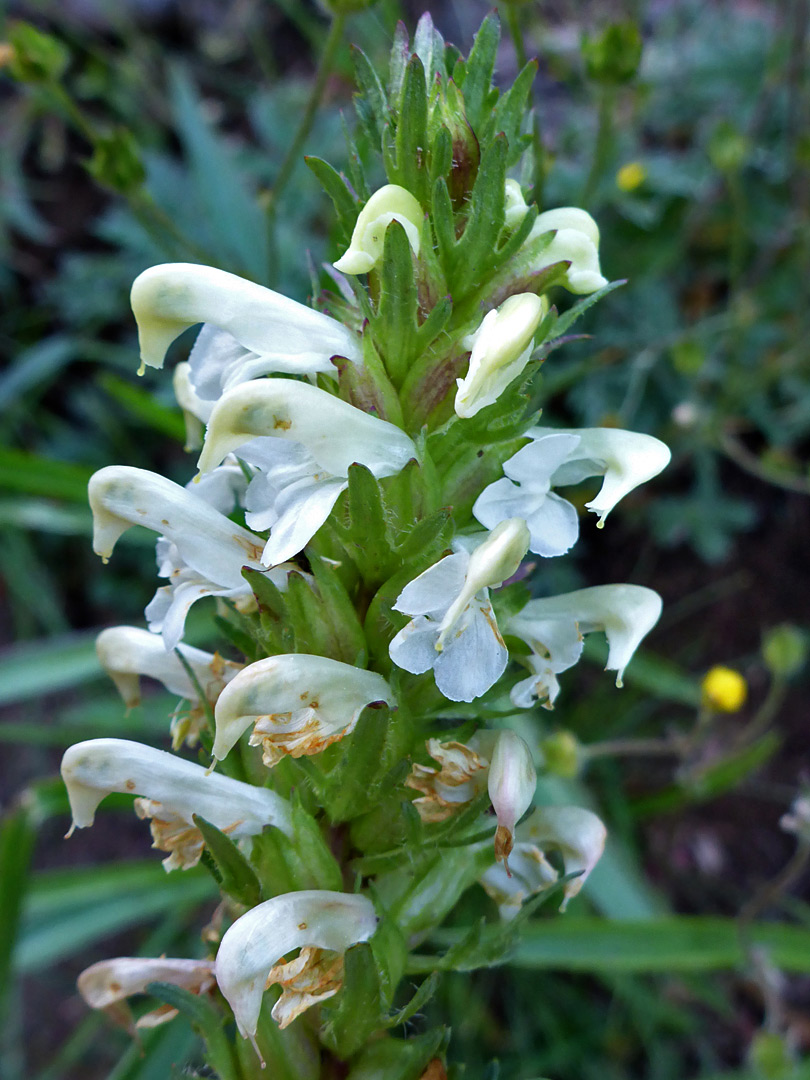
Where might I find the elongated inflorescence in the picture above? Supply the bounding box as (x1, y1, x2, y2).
(68, 12, 669, 1073)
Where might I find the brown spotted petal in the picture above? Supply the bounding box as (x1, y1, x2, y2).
(213, 654, 395, 765)
(266, 947, 344, 1028)
(77, 956, 215, 1029)
(406, 736, 491, 822)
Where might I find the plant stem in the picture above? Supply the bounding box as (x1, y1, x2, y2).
(582, 87, 615, 206)
(265, 11, 347, 276)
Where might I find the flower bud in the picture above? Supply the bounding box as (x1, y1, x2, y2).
(540, 730, 580, 778)
(455, 294, 546, 419)
(762, 624, 807, 679)
(333, 185, 423, 275)
(487, 731, 537, 862)
(212, 654, 395, 765)
(215, 890, 378, 1047)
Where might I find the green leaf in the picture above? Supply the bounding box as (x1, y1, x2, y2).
(0, 449, 92, 503)
(325, 705, 395, 823)
(391, 56, 429, 204)
(16, 862, 216, 972)
(452, 135, 508, 297)
(352, 46, 389, 147)
(347, 1028, 447, 1080)
(98, 373, 186, 441)
(383, 971, 441, 1029)
(192, 815, 261, 907)
(322, 942, 384, 1058)
(460, 13, 500, 133)
(413, 13, 446, 89)
(309, 553, 368, 665)
(0, 809, 36, 1038)
(506, 916, 810, 974)
(484, 61, 538, 165)
(106, 1021, 197, 1080)
(146, 981, 238, 1080)
(549, 278, 626, 338)
(375, 221, 420, 385)
(305, 157, 359, 245)
(0, 632, 102, 706)
(343, 464, 394, 585)
(388, 21, 410, 101)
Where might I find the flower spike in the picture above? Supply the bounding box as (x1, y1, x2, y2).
(215, 890, 378, 1045)
(61, 738, 293, 869)
(130, 262, 360, 377)
(213, 654, 395, 766)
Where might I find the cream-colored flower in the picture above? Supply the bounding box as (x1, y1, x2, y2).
(333, 184, 423, 275)
(77, 956, 216, 1028)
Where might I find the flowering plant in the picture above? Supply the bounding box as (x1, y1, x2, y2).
(63, 13, 669, 1076)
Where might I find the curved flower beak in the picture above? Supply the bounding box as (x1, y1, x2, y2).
(95, 625, 240, 711)
(61, 737, 293, 869)
(455, 293, 546, 419)
(215, 889, 378, 1046)
(333, 184, 423, 275)
(523, 805, 607, 910)
(530, 207, 607, 295)
(196, 378, 417, 480)
(510, 584, 663, 688)
(88, 465, 265, 590)
(487, 730, 537, 862)
(212, 654, 396, 765)
(130, 262, 360, 374)
(77, 957, 216, 1028)
(530, 426, 671, 526)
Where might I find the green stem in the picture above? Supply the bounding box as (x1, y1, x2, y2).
(265, 12, 347, 276)
(582, 87, 615, 206)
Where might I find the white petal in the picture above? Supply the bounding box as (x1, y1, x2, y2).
(488, 730, 537, 858)
(524, 492, 580, 557)
(185, 462, 248, 516)
(212, 654, 395, 763)
(503, 433, 581, 488)
(145, 578, 238, 652)
(393, 552, 469, 619)
(333, 185, 423, 275)
(532, 207, 600, 247)
(433, 597, 508, 702)
(197, 379, 416, 481)
(88, 466, 265, 589)
(523, 805, 607, 909)
(215, 890, 377, 1041)
(61, 737, 293, 836)
(531, 426, 672, 525)
(389, 616, 441, 675)
(131, 263, 360, 374)
(78, 957, 215, 1012)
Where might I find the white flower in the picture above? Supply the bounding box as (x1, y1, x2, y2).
(472, 432, 582, 556)
(212, 654, 396, 766)
(406, 735, 491, 822)
(95, 625, 241, 748)
(61, 737, 293, 870)
(528, 426, 671, 526)
(508, 584, 663, 706)
(173, 361, 211, 451)
(488, 730, 537, 863)
(454, 293, 546, 419)
(473, 427, 671, 546)
(130, 263, 360, 387)
(389, 519, 530, 702)
(88, 465, 286, 650)
(333, 184, 423, 275)
(196, 379, 417, 566)
(77, 956, 216, 1028)
(480, 804, 607, 918)
(215, 890, 378, 1047)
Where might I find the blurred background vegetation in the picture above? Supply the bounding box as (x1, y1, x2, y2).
(1, 0, 809, 1078)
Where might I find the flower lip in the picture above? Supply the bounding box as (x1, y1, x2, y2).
(333, 184, 423, 275)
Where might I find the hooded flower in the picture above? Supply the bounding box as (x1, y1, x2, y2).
(212, 654, 396, 766)
(77, 956, 216, 1029)
(215, 889, 378, 1048)
(333, 184, 423, 275)
(454, 293, 546, 419)
(88, 465, 289, 649)
(480, 804, 607, 918)
(488, 730, 537, 863)
(503, 184, 607, 295)
(473, 427, 671, 549)
(95, 626, 241, 747)
(389, 519, 530, 702)
(508, 583, 663, 707)
(130, 262, 361, 390)
(61, 738, 294, 870)
(196, 378, 417, 565)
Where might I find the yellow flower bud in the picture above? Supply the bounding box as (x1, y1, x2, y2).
(616, 162, 647, 192)
(701, 665, 747, 713)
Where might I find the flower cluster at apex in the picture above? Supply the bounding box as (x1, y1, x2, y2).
(69, 13, 672, 1056)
